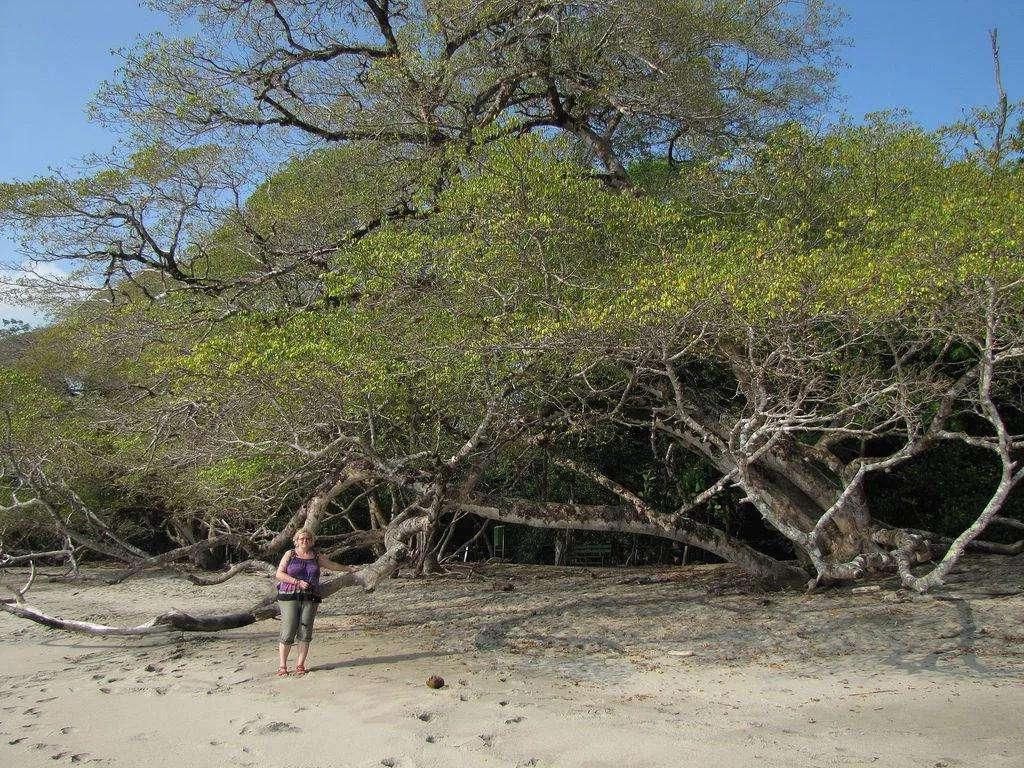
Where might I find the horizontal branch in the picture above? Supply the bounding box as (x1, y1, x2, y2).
(449, 496, 804, 587)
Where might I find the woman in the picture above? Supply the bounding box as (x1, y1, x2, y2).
(275, 528, 353, 676)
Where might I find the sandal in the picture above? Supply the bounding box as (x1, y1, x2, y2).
(293, 665, 307, 677)
(276, 667, 290, 677)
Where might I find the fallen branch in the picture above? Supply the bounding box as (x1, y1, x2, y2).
(105, 534, 254, 585)
(323, 529, 385, 560)
(991, 516, 1024, 532)
(0, 561, 35, 605)
(181, 559, 275, 586)
(617, 570, 692, 586)
(0, 514, 430, 636)
(0, 548, 75, 566)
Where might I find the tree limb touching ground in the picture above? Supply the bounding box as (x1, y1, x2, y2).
(1, 8, 1024, 650)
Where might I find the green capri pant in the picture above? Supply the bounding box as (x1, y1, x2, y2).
(278, 598, 318, 644)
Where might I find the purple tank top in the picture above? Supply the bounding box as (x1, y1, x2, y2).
(278, 551, 320, 595)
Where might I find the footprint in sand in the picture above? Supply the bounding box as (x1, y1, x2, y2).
(237, 714, 300, 735)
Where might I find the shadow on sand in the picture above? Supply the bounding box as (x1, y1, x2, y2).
(311, 650, 458, 672)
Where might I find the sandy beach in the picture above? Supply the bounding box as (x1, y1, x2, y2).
(1, 556, 1022, 768)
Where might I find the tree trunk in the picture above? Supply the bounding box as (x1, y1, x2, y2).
(702, 441, 884, 582)
(553, 529, 572, 566)
(262, 468, 366, 554)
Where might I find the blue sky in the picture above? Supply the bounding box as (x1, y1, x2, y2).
(0, 0, 1022, 319)
(2, 1, 1021, 179)
(838, 1, 1023, 127)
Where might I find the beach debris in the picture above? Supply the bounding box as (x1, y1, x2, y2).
(851, 585, 882, 594)
(258, 721, 301, 734)
(417, 712, 432, 721)
(381, 758, 396, 767)
(426, 675, 445, 689)
(882, 589, 911, 603)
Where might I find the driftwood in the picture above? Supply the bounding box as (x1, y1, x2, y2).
(105, 534, 255, 585)
(0, 561, 36, 605)
(181, 559, 276, 586)
(1, 595, 279, 636)
(0, 548, 75, 565)
(0, 512, 431, 637)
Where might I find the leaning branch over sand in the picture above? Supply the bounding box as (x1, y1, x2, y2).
(0, 511, 430, 636)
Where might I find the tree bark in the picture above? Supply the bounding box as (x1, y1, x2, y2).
(0, 512, 431, 636)
(450, 497, 805, 588)
(261, 468, 366, 554)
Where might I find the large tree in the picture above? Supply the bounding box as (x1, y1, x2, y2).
(3, 0, 839, 297)
(3, 7, 1024, 637)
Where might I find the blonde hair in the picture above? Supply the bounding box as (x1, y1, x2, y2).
(292, 528, 316, 546)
